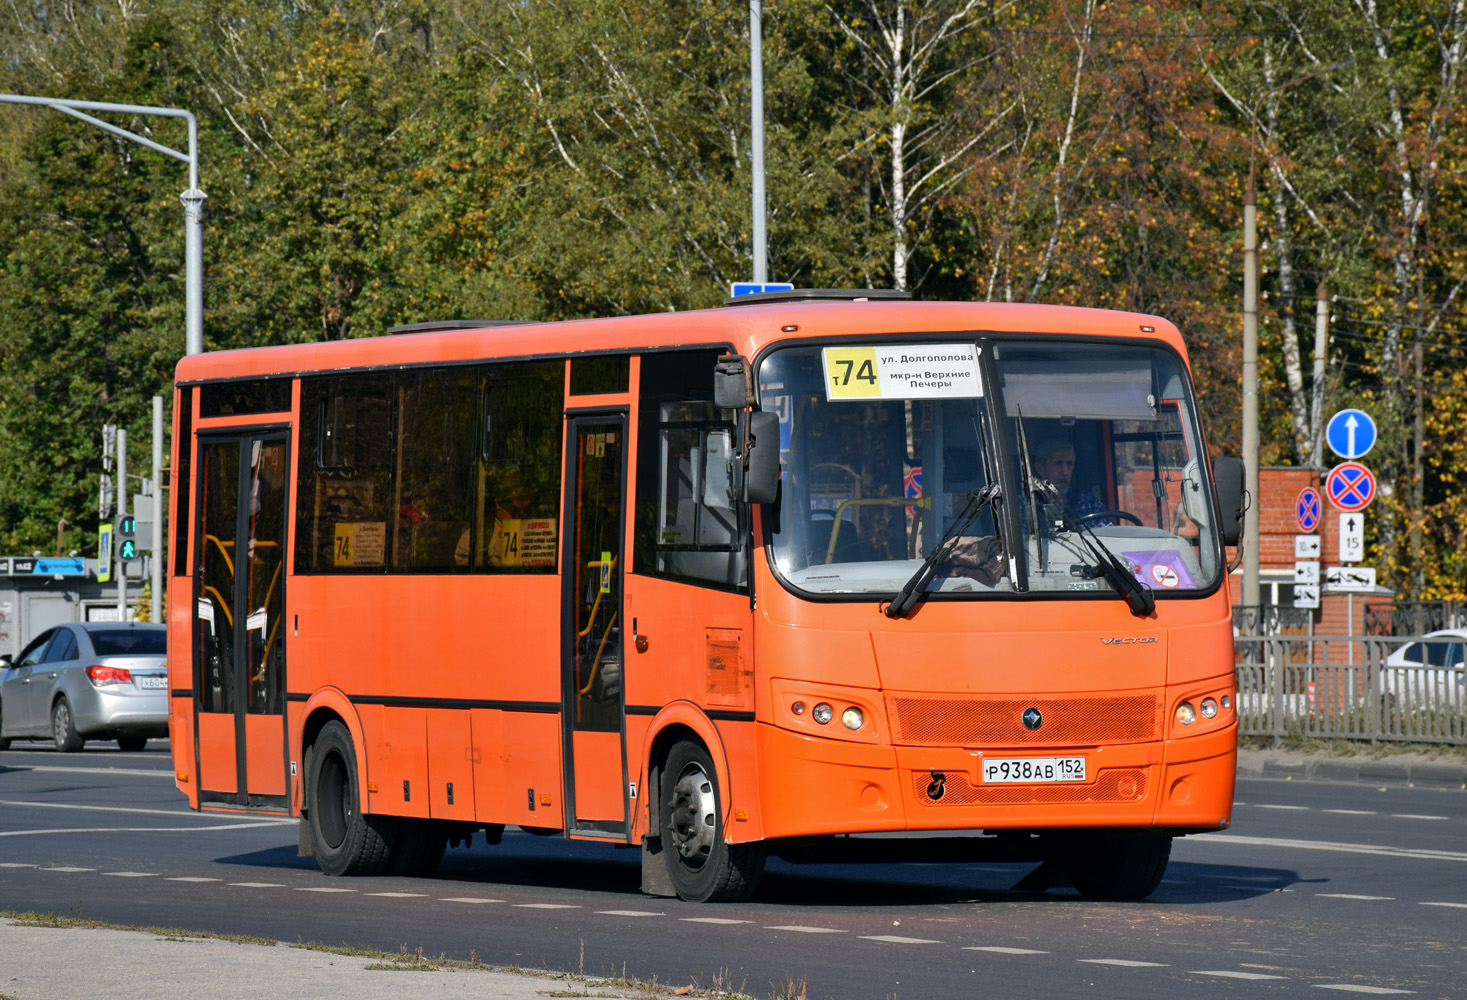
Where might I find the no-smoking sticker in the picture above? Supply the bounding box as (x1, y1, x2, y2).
(1150, 563, 1180, 588)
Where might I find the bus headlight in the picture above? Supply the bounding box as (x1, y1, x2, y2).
(841, 707, 864, 730)
(791, 701, 806, 716)
(1175, 701, 1197, 726)
(1200, 697, 1218, 719)
(812, 703, 833, 725)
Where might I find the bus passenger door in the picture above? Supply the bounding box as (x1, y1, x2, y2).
(561, 415, 629, 837)
(194, 433, 290, 810)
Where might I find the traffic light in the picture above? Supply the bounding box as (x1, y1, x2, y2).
(118, 514, 137, 560)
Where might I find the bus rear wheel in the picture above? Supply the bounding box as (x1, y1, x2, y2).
(308, 721, 395, 876)
(1065, 831, 1172, 901)
(660, 740, 764, 902)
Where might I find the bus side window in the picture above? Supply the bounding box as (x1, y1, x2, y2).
(295, 375, 393, 572)
(634, 350, 747, 591)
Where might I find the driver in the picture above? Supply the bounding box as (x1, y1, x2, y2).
(1030, 430, 1112, 526)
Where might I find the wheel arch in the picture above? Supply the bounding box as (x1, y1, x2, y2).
(294, 688, 366, 816)
(638, 702, 734, 843)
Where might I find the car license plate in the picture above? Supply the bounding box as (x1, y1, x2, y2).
(137, 675, 168, 689)
(981, 756, 1086, 784)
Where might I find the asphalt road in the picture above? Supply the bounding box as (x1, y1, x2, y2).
(2, 741, 1465, 999)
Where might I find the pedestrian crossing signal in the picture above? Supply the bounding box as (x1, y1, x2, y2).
(118, 514, 137, 560)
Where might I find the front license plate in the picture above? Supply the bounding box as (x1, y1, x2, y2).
(982, 756, 1087, 784)
(137, 676, 168, 689)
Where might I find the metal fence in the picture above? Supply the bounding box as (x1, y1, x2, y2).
(1363, 600, 1467, 636)
(1235, 634, 1467, 745)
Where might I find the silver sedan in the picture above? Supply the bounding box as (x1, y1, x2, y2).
(0, 623, 168, 752)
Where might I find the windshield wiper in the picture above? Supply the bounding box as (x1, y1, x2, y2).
(1047, 491, 1156, 618)
(885, 483, 1001, 619)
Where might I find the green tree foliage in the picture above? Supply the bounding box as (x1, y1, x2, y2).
(0, 0, 1465, 598)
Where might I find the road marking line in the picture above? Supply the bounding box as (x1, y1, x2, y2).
(1420, 901, 1467, 909)
(0, 863, 36, 868)
(513, 903, 579, 909)
(681, 918, 752, 925)
(964, 946, 1048, 955)
(0, 799, 293, 821)
(166, 877, 220, 882)
(1323, 809, 1376, 815)
(1391, 814, 1447, 821)
(6, 766, 173, 779)
(766, 925, 845, 934)
(102, 872, 158, 878)
(39, 866, 94, 872)
(1193, 833, 1467, 863)
(1256, 804, 1310, 810)
(0, 822, 297, 837)
(1079, 959, 1168, 967)
(596, 910, 664, 917)
(1312, 986, 1415, 994)
(1192, 971, 1289, 980)
(228, 882, 284, 888)
(1318, 893, 1394, 901)
(441, 898, 504, 904)
(295, 887, 356, 893)
(859, 935, 941, 944)
(366, 892, 429, 898)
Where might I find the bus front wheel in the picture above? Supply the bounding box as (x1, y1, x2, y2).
(1065, 831, 1172, 900)
(660, 740, 765, 902)
(308, 720, 396, 876)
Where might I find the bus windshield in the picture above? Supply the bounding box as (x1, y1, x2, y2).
(759, 338, 1224, 603)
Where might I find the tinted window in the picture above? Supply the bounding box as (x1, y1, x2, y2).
(570, 355, 629, 395)
(393, 368, 479, 571)
(200, 379, 292, 416)
(89, 629, 167, 656)
(635, 350, 746, 590)
(48, 630, 78, 661)
(173, 386, 194, 577)
(296, 374, 393, 572)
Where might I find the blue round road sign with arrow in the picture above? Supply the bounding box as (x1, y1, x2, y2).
(1326, 408, 1376, 460)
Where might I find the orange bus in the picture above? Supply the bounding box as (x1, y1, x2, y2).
(168, 290, 1244, 902)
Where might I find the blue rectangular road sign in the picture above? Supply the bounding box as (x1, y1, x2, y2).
(730, 282, 795, 297)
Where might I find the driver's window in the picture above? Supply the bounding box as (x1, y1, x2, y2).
(16, 630, 56, 668)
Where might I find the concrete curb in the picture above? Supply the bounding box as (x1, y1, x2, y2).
(1236, 749, 1467, 788)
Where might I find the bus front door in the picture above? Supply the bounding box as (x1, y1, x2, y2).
(561, 416, 629, 837)
(194, 433, 290, 810)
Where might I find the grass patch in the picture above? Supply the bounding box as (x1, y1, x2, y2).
(1, 910, 275, 947)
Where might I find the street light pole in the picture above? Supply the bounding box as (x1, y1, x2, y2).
(1240, 60, 1351, 619)
(0, 93, 205, 357)
(750, 0, 768, 284)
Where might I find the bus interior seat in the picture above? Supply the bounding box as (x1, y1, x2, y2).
(808, 515, 862, 564)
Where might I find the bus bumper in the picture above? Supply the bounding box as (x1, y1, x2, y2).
(755, 721, 1235, 840)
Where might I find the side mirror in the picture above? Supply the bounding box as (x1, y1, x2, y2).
(714, 354, 752, 410)
(0, 653, 11, 668)
(1212, 456, 1244, 547)
(745, 411, 781, 504)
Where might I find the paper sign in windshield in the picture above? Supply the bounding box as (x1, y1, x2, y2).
(1121, 549, 1196, 590)
(822, 344, 981, 401)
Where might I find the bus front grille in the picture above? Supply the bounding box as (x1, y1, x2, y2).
(912, 767, 1149, 806)
(886, 693, 1161, 746)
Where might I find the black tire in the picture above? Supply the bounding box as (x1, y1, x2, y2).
(660, 739, 764, 902)
(389, 819, 447, 876)
(308, 720, 396, 876)
(1065, 831, 1172, 901)
(52, 697, 84, 753)
(117, 735, 148, 752)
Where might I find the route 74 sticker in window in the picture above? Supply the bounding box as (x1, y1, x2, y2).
(821, 344, 982, 401)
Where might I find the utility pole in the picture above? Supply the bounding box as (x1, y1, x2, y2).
(116, 429, 128, 620)
(750, 0, 768, 283)
(152, 396, 165, 624)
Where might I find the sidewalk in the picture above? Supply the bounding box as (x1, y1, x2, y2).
(1236, 746, 1467, 788)
(0, 921, 653, 1000)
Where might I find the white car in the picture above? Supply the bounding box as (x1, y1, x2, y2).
(1380, 629, 1467, 710)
